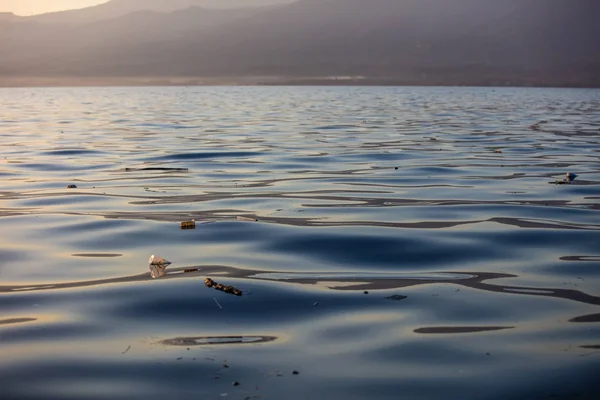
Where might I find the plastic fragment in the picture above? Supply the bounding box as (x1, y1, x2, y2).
(565, 172, 577, 182)
(549, 172, 578, 185)
(149, 264, 167, 278)
(149, 255, 171, 266)
(149, 255, 171, 279)
(180, 220, 196, 230)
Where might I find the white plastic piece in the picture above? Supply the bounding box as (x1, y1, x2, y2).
(149, 264, 168, 279)
(148, 255, 171, 279)
(149, 255, 171, 266)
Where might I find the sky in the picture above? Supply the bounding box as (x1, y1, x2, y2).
(0, 0, 107, 15)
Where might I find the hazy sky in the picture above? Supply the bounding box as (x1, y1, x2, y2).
(0, 0, 107, 15)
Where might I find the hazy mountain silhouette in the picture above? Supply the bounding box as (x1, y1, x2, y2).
(1, 0, 599, 87)
(26, 0, 293, 24)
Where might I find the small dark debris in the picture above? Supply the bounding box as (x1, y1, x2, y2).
(385, 295, 407, 301)
(292, 370, 299, 375)
(184, 268, 199, 273)
(205, 278, 243, 296)
(176, 357, 182, 360)
(550, 172, 577, 185)
(187, 348, 190, 351)
(67, 184, 77, 189)
(313, 302, 319, 307)
(223, 364, 229, 368)
(180, 220, 196, 230)
(394, 167, 398, 170)
(125, 167, 189, 172)
(232, 381, 240, 387)
(486, 352, 491, 356)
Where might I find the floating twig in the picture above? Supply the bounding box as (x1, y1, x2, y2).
(205, 278, 243, 296)
(121, 344, 131, 355)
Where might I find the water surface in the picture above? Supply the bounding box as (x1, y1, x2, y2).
(1, 86, 600, 399)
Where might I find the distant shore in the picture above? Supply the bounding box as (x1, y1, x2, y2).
(1, 76, 598, 89)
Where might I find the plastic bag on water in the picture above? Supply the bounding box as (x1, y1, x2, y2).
(149, 255, 171, 279)
(149, 255, 171, 265)
(149, 264, 168, 279)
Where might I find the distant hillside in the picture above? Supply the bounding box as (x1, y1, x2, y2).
(26, 0, 293, 24)
(1, 0, 599, 87)
(0, 12, 19, 21)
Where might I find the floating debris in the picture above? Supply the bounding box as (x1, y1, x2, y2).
(149, 264, 167, 278)
(565, 172, 578, 182)
(313, 302, 319, 307)
(66, 184, 77, 189)
(232, 382, 240, 387)
(292, 370, 299, 375)
(125, 167, 189, 172)
(149, 255, 171, 279)
(549, 172, 578, 185)
(364, 291, 369, 295)
(494, 149, 503, 153)
(236, 216, 258, 222)
(149, 255, 171, 266)
(205, 278, 243, 296)
(184, 268, 199, 273)
(180, 220, 196, 230)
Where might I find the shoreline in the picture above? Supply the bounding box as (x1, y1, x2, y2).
(1, 76, 599, 89)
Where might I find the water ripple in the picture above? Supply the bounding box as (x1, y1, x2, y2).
(0, 86, 599, 400)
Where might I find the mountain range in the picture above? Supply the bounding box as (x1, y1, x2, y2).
(1, 0, 599, 87)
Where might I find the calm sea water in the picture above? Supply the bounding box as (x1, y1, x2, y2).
(1, 86, 599, 400)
